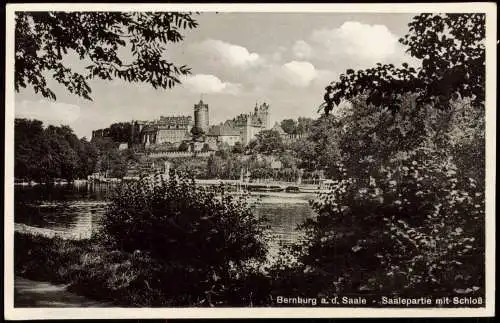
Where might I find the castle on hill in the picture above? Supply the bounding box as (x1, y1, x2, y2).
(223, 103, 270, 145)
(92, 100, 274, 151)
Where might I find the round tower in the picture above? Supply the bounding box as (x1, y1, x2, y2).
(194, 99, 209, 133)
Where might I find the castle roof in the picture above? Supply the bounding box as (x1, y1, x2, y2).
(158, 115, 192, 126)
(207, 125, 240, 137)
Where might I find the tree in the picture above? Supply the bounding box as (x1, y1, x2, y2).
(322, 13, 485, 114)
(297, 117, 314, 135)
(76, 138, 99, 178)
(231, 141, 244, 154)
(97, 149, 129, 178)
(280, 119, 297, 135)
(207, 154, 224, 178)
(278, 151, 299, 170)
(190, 126, 205, 141)
(178, 142, 189, 152)
(291, 13, 487, 299)
(109, 122, 133, 143)
(14, 118, 100, 181)
(306, 115, 343, 177)
(15, 12, 199, 100)
(216, 142, 231, 157)
(248, 130, 284, 155)
(201, 143, 211, 152)
(289, 137, 317, 170)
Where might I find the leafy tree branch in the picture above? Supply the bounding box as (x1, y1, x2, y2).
(15, 11, 199, 100)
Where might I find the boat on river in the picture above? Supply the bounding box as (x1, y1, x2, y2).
(285, 186, 300, 193)
(247, 184, 284, 192)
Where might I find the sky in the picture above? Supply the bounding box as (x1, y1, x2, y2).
(14, 12, 420, 139)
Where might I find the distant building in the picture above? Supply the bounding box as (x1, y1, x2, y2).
(270, 160, 282, 169)
(194, 100, 210, 133)
(223, 102, 271, 145)
(91, 128, 110, 139)
(93, 100, 276, 152)
(136, 115, 193, 147)
(207, 124, 241, 147)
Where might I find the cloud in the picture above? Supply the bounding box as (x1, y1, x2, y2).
(190, 39, 262, 68)
(310, 21, 409, 66)
(281, 61, 319, 88)
(269, 46, 287, 63)
(313, 69, 338, 86)
(182, 74, 242, 95)
(15, 99, 81, 126)
(292, 40, 313, 59)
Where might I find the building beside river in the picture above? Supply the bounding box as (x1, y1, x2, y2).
(135, 115, 193, 147)
(222, 102, 271, 145)
(92, 100, 275, 150)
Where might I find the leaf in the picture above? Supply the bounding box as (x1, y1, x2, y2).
(352, 245, 362, 252)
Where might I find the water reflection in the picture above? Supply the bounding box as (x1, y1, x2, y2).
(14, 184, 315, 249)
(14, 184, 111, 234)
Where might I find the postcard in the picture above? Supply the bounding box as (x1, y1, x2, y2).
(4, 2, 496, 319)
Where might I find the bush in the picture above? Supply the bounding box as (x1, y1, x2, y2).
(290, 148, 484, 298)
(96, 172, 270, 306)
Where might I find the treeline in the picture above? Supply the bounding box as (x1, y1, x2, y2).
(280, 117, 314, 135)
(15, 118, 140, 182)
(15, 119, 99, 182)
(157, 126, 336, 181)
(92, 122, 142, 145)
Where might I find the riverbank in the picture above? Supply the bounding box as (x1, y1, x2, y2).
(15, 223, 91, 240)
(14, 232, 141, 306)
(13, 232, 276, 307)
(14, 179, 88, 186)
(15, 276, 109, 307)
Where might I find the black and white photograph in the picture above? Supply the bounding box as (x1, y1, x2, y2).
(4, 3, 496, 319)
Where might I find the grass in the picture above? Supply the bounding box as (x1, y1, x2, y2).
(14, 232, 139, 305)
(14, 232, 270, 307)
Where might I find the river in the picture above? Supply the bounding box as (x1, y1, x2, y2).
(14, 182, 315, 251)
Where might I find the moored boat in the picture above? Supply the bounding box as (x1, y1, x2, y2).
(248, 185, 284, 192)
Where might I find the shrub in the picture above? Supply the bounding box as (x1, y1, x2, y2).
(96, 172, 270, 306)
(292, 148, 484, 298)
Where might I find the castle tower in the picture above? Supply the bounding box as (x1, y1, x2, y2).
(194, 99, 209, 133)
(258, 103, 271, 129)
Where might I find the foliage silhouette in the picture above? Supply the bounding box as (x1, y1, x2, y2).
(15, 118, 99, 181)
(322, 13, 485, 114)
(15, 11, 198, 100)
(248, 130, 285, 155)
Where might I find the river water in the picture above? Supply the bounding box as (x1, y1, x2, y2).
(14, 183, 316, 252)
